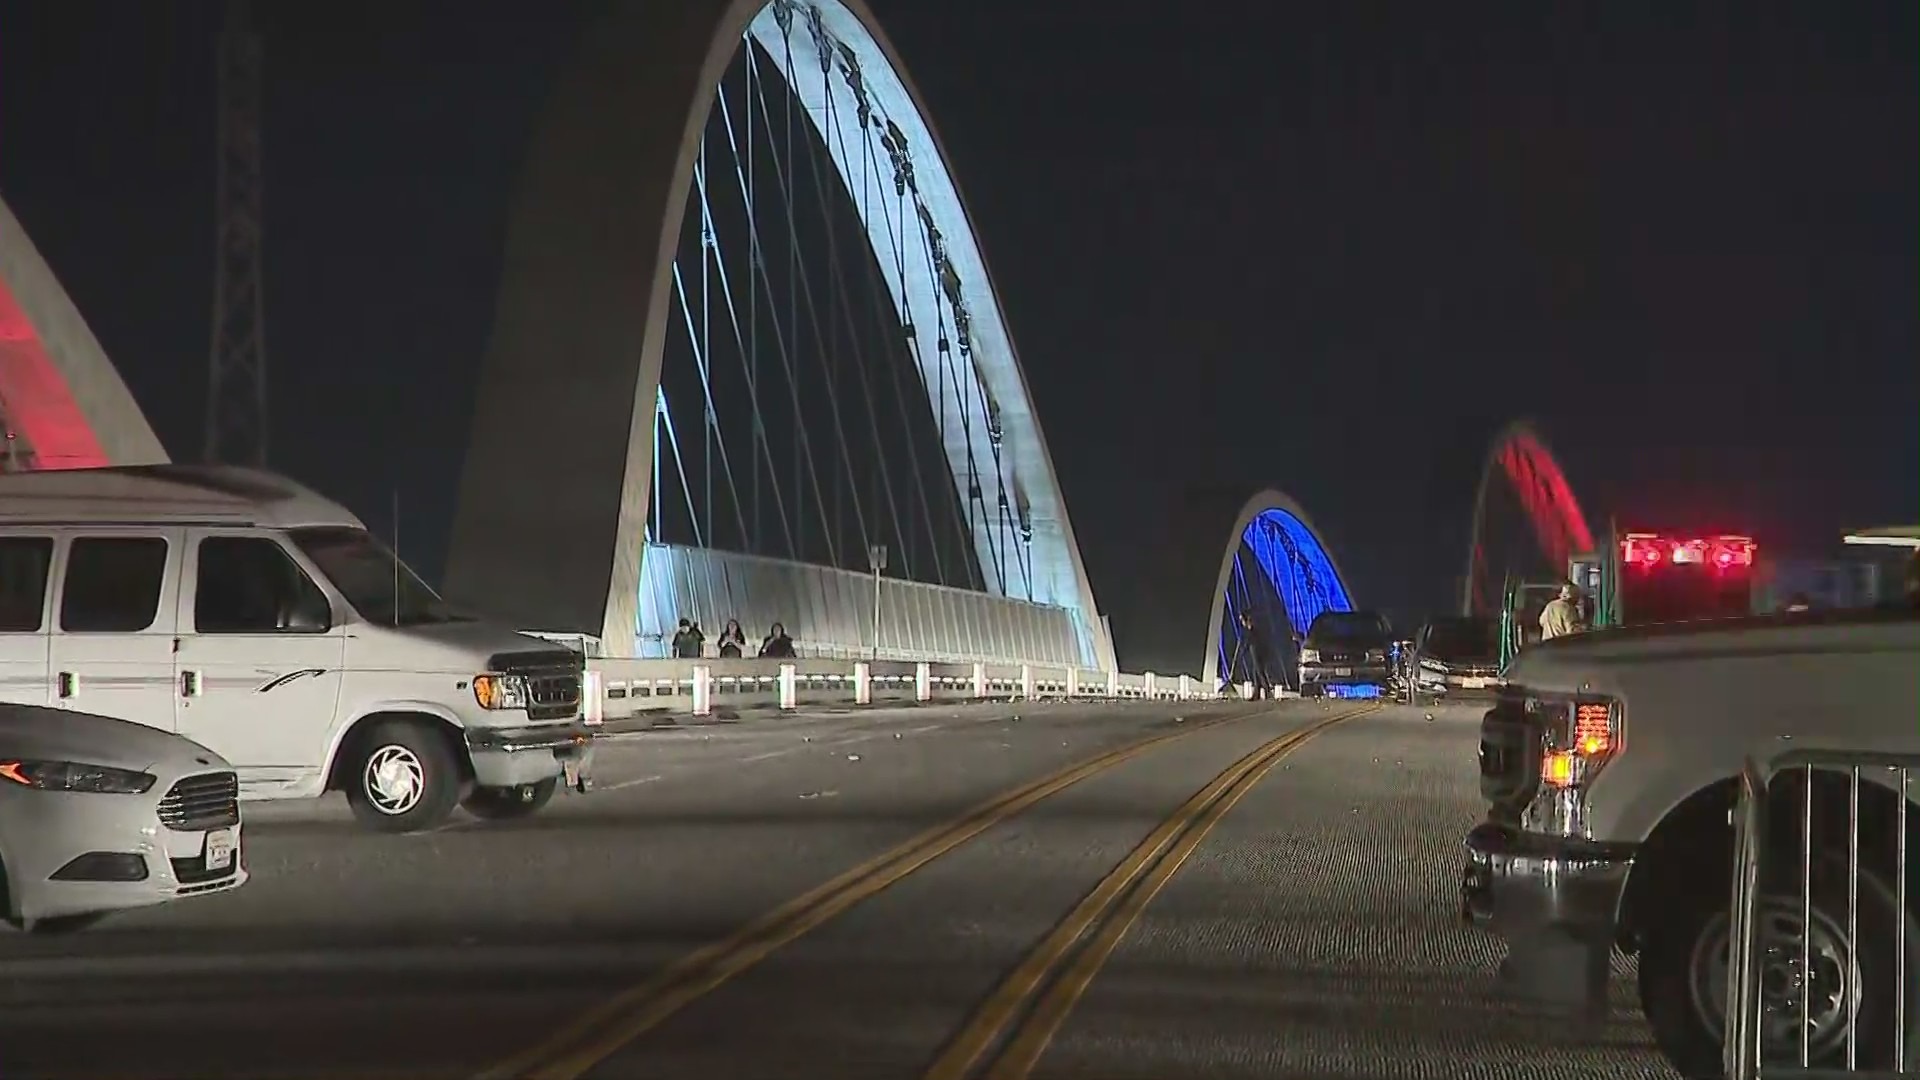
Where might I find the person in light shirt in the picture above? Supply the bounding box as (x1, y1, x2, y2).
(1539, 582, 1584, 641)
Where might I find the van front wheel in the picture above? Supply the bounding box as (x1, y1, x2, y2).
(343, 721, 462, 833)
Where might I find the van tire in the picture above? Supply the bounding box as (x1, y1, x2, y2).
(343, 720, 462, 833)
(462, 778, 557, 821)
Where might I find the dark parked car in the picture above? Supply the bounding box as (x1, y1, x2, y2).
(1297, 610, 1393, 698)
(1408, 615, 1501, 703)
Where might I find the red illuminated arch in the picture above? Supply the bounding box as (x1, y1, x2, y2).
(1461, 421, 1593, 615)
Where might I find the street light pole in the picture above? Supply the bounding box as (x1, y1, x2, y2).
(868, 544, 888, 661)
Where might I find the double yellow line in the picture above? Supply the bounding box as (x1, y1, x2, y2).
(473, 704, 1279, 1080)
(922, 703, 1377, 1080)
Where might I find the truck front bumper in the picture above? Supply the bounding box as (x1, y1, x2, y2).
(1461, 822, 1636, 1020)
(466, 723, 597, 792)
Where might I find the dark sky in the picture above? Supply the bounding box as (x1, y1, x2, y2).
(0, 1, 1914, 662)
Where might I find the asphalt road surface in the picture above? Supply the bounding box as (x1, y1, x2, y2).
(0, 699, 1677, 1080)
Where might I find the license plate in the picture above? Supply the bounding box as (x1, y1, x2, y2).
(204, 828, 234, 872)
(1461, 677, 1491, 689)
(1333, 667, 1352, 677)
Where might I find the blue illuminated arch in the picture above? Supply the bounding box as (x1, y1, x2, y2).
(1203, 491, 1356, 686)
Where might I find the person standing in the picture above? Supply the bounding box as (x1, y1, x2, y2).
(717, 618, 748, 657)
(1539, 583, 1584, 641)
(1235, 611, 1275, 700)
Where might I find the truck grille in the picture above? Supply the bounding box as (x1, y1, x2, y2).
(1477, 698, 1539, 816)
(157, 772, 240, 832)
(525, 673, 581, 721)
(488, 648, 585, 723)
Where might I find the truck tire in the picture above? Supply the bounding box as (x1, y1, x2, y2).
(1638, 852, 1920, 1077)
(461, 778, 557, 821)
(343, 720, 463, 833)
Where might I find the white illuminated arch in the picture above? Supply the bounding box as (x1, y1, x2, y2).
(449, 0, 1112, 668)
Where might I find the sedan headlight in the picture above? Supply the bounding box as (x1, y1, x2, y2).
(1299, 648, 1321, 664)
(473, 673, 531, 711)
(0, 759, 155, 794)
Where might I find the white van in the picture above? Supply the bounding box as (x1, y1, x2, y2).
(0, 465, 594, 832)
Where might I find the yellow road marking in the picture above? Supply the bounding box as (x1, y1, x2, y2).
(923, 703, 1376, 1080)
(473, 703, 1283, 1080)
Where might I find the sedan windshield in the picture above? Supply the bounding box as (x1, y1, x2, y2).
(1306, 611, 1390, 644)
(290, 527, 464, 626)
(1422, 617, 1498, 663)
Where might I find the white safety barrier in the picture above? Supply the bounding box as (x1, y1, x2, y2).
(1724, 748, 1919, 1079)
(582, 656, 1221, 721)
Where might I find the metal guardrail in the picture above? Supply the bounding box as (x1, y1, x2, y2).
(1726, 749, 1919, 1080)
(580, 657, 1224, 723)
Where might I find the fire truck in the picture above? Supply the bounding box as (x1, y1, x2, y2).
(1497, 528, 1758, 667)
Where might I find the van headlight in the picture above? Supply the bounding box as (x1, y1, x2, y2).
(472, 674, 530, 711)
(0, 759, 155, 794)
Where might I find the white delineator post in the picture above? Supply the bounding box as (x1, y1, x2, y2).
(1066, 668, 1079, 699)
(1019, 664, 1035, 702)
(1178, 674, 1193, 700)
(972, 663, 987, 698)
(691, 664, 712, 718)
(854, 661, 872, 706)
(778, 663, 798, 710)
(581, 667, 604, 725)
(915, 662, 932, 702)
(1144, 672, 1157, 699)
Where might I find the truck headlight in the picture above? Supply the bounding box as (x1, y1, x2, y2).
(473, 674, 531, 711)
(0, 759, 156, 794)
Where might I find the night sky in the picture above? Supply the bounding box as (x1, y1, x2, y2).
(0, 1, 1913, 665)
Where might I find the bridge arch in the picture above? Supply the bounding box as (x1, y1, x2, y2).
(445, 0, 1109, 666)
(1204, 490, 1357, 685)
(0, 197, 166, 469)
(1461, 420, 1593, 616)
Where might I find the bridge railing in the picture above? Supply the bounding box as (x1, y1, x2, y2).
(581, 657, 1219, 723)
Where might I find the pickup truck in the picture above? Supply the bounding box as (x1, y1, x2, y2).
(1461, 604, 1920, 1076)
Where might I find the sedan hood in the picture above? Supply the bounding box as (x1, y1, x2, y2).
(0, 706, 217, 773)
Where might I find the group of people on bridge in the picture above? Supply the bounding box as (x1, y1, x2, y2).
(671, 618, 797, 660)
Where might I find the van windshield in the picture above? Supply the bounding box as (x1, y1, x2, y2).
(289, 527, 464, 627)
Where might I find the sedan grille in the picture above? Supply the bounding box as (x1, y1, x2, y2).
(157, 772, 240, 832)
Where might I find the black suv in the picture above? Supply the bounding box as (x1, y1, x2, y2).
(1297, 610, 1393, 698)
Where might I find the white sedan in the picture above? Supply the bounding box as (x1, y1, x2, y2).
(0, 705, 247, 933)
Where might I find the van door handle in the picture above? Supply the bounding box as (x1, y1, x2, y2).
(180, 670, 200, 698)
(56, 671, 76, 699)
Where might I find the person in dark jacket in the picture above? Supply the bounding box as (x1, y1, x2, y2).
(717, 618, 747, 658)
(759, 622, 796, 658)
(671, 618, 704, 659)
(1235, 612, 1274, 700)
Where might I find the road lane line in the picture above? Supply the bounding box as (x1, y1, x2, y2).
(922, 703, 1377, 1080)
(601, 773, 664, 792)
(469, 704, 1284, 1080)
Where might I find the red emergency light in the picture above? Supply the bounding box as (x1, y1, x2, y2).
(1622, 532, 1756, 571)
